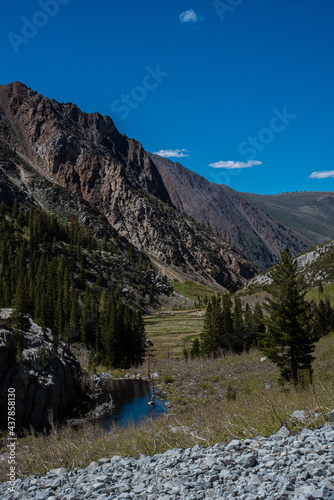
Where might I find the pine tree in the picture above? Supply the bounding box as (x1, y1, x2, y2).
(11, 198, 19, 219)
(252, 303, 265, 346)
(243, 303, 254, 351)
(11, 275, 30, 331)
(221, 293, 234, 351)
(81, 286, 91, 346)
(262, 248, 316, 385)
(101, 297, 115, 366)
(0, 199, 147, 369)
(313, 296, 333, 339)
(65, 290, 80, 346)
(133, 311, 146, 365)
(0, 201, 7, 216)
(232, 297, 245, 352)
(200, 296, 223, 356)
(190, 337, 201, 358)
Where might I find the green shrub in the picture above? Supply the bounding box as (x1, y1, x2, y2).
(162, 375, 174, 384)
(40, 345, 48, 368)
(226, 383, 237, 400)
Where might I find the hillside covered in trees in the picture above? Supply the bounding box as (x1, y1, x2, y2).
(0, 200, 167, 368)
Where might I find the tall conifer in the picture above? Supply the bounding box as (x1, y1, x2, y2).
(262, 248, 316, 384)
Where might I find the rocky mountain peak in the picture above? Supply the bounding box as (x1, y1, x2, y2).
(0, 81, 170, 202)
(0, 82, 257, 289)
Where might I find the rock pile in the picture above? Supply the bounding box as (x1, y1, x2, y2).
(1, 424, 334, 499)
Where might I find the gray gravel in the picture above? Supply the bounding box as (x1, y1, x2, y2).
(1, 424, 334, 499)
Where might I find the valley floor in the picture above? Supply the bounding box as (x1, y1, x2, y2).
(1, 312, 334, 498)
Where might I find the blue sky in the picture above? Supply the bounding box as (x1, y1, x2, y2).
(1, 0, 333, 194)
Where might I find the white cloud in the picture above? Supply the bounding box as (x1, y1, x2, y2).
(309, 170, 334, 179)
(153, 149, 190, 158)
(209, 160, 262, 169)
(179, 9, 203, 23)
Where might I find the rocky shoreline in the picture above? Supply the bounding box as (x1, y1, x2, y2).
(1, 423, 334, 499)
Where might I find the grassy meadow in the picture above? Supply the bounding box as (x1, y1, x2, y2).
(145, 309, 204, 359)
(172, 280, 222, 300)
(306, 282, 334, 305)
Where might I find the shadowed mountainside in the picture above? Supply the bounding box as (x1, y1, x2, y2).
(150, 154, 308, 269)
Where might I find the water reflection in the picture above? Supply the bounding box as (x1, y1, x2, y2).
(98, 379, 167, 430)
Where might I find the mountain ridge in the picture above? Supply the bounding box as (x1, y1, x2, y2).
(1, 81, 332, 286)
(0, 81, 256, 290)
(150, 153, 308, 269)
(240, 190, 334, 248)
(242, 238, 334, 295)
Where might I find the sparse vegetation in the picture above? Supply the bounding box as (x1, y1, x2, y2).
(162, 375, 174, 384)
(1, 203, 334, 483)
(172, 280, 222, 301)
(145, 309, 204, 359)
(2, 330, 334, 481)
(306, 282, 334, 306)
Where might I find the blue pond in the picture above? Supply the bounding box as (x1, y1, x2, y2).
(99, 379, 167, 430)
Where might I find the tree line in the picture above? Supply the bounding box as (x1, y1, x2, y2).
(189, 295, 265, 358)
(192, 249, 333, 385)
(0, 200, 146, 368)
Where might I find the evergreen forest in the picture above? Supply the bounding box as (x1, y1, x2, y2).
(0, 200, 147, 368)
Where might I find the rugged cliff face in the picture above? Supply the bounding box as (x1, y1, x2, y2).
(0, 311, 82, 428)
(0, 82, 170, 203)
(150, 154, 308, 270)
(0, 138, 133, 252)
(0, 82, 258, 289)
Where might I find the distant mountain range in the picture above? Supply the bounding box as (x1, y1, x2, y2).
(240, 191, 334, 248)
(150, 157, 334, 269)
(0, 81, 333, 290)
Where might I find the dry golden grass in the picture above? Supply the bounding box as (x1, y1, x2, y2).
(1, 329, 334, 481)
(145, 309, 204, 359)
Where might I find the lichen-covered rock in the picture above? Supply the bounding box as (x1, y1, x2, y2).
(0, 310, 83, 428)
